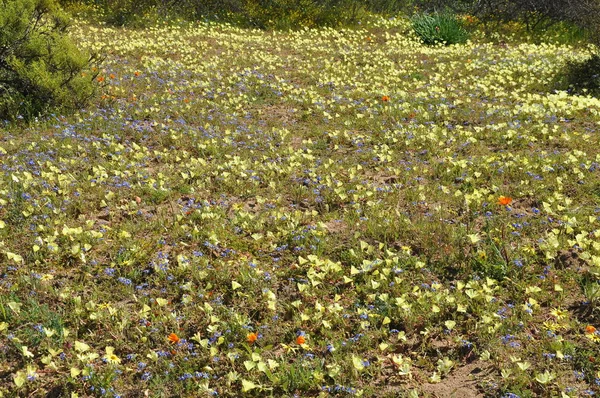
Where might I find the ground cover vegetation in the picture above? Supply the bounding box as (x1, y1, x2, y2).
(1, 2, 600, 398)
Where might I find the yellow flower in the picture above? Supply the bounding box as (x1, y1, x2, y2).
(104, 346, 121, 364)
(550, 308, 568, 320)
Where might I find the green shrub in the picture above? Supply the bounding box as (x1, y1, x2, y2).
(555, 54, 600, 97)
(363, 0, 407, 15)
(60, 0, 383, 29)
(412, 0, 600, 46)
(238, 0, 365, 30)
(0, 0, 98, 121)
(411, 12, 469, 45)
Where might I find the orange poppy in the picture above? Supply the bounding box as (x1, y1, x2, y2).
(497, 196, 512, 206)
(97, 76, 105, 83)
(247, 332, 258, 344)
(381, 95, 390, 102)
(134, 71, 141, 77)
(168, 333, 180, 344)
(109, 73, 116, 79)
(586, 325, 597, 334)
(296, 335, 306, 345)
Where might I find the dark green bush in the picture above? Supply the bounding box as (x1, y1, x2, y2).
(204, 0, 363, 30)
(412, 0, 600, 46)
(363, 0, 406, 15)
(411, 12, 469, 45)
(59, 0, 408, 29)
(555, 54, 600, 97)
(0, 0, 98, 121)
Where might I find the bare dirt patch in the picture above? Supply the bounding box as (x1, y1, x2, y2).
(258, 104, 298, 127)
(323, 219, 348, 234)
(418, 361, 492, 398)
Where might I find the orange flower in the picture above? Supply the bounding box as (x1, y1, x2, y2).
(381, 95, 390, 102)
(586, 325, 597, 334)
(109, 73, 116, 79)
(464, 15, 476, 24)
(497, 196, 513, 206)
(97, 76, 105, 83)
(134, 71, 141, 77)
(296, 335, 306, 345)
(168, 333, 180, 344)
(247, 332, 258, 344)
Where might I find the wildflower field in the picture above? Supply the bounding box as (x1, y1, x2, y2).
(1, 16, 600, 397)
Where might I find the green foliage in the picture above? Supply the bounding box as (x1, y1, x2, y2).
(534, 21, 590, 45)
(0, 0, 97, 121)
(234, 0, 365, 30)
(411, 12, 469, 45)
(555, 54, 600, 97)
(92, 0, 164, 27)
(60, 0, 409, 29)
(363, 0, 408, 15)
(412, 0, 600, 46)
